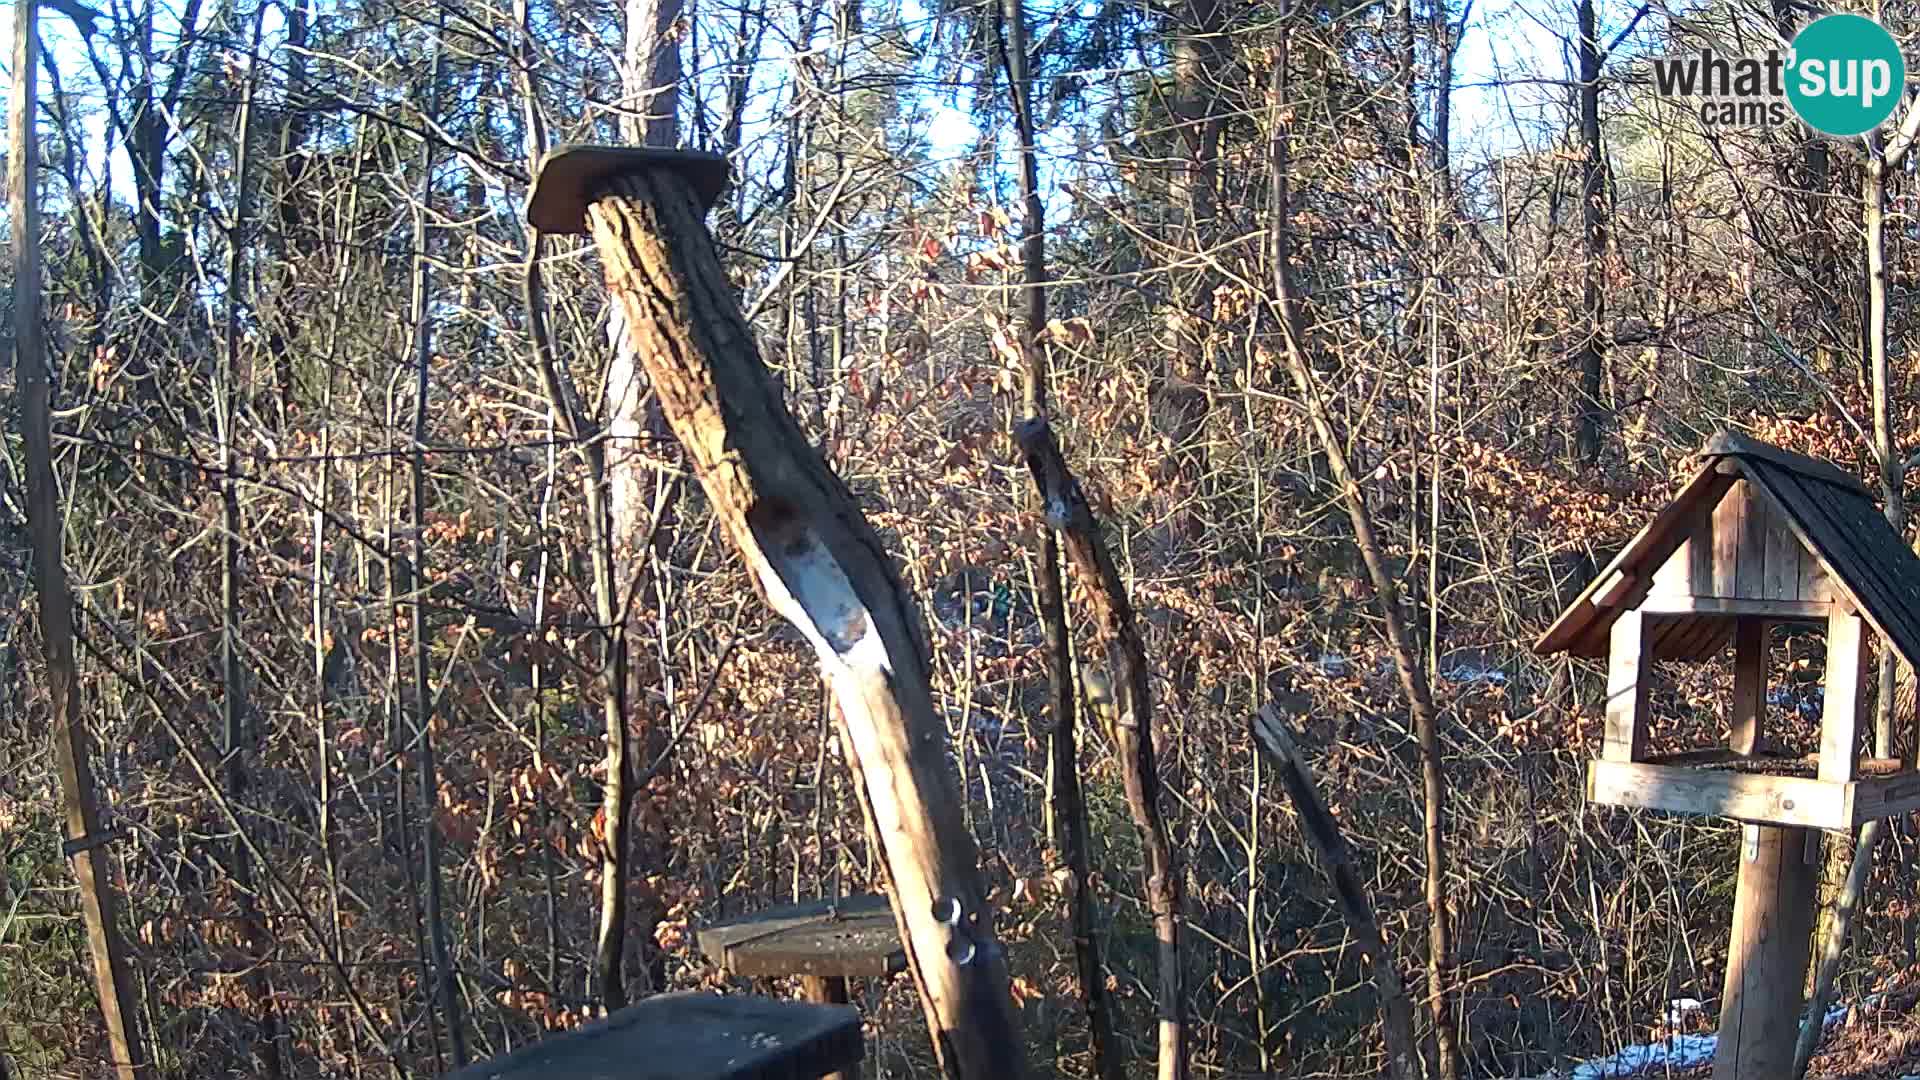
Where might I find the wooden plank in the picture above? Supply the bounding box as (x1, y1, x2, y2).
(1655, 616, 1712, 662)
(446, 992, 863, 1080)
(1801, 554, 1830, 603)
(1844, 769, 1920, 823)
(1646, 615, 1689, 658)
(1761, 498, 1801, 600)
(1590, 569, 1635, 607)
(1740, 481, 1770, 597)
(1693, 621, 1736, 661)
(1731, 618, 1766, 756)
(1820, 612, 1867, 783)
(1635, 596, 1830, 620)
(1644, 748, 1748, 767)
(1696, 516, 1717, 591)
(1713, 482, 1746, 598)
(1604, 610, 1652, 762)
(697, 895, 906, 979)
(1669, 616, 1731, 662)
(1714, 824, 1818, 1080)
(1585, 760, 1853, 829)
(1650, 540, 1691, 597)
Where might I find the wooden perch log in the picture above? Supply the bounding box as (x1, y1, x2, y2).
(528, 147, 1023, 1080)
(1014, 416, 1186, 1080)
(1249, 706, 1419, 1080)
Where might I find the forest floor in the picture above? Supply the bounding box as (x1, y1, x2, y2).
(1805, 983, 1920, 1080)
(1650, 969, 1920, 1080)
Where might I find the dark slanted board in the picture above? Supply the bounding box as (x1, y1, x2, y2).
(448, 992, 862, 1080)
(698, 894, 906, 979)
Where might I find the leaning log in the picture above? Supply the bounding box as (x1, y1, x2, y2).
(1014, 417, 1186, 1080)
(525, 145, 1024, 1080)
(1249, 705, 1420, 1080)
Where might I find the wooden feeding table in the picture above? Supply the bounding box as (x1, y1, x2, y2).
(698, 894, 906, 1004)
(1537, 429, 1920, 1079)
(448, 991, 862, 1080)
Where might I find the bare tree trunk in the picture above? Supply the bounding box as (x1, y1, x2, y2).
(597, 0, 688, 1003)
(1797, 99, 1920, 1072)
(404, 26, 467, 1064)
(1573, 0, 1606, 467)
(996, 3, 1120, 1075)
(1014, 422, 1186, 1080)
(11, 2, 151, 1072)
(1866, 145, 1903, 757)
(1268, 45, 1457, 1080)
(217, 14, 285, 1075)
(1794, 820, 1883, 1078)
(556, 159, 1027, 1079)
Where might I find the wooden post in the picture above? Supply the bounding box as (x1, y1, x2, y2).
(1820, 612, 1867, 783)
(1714, 823, 1817, 1080)
(802, 976, 854, 1080)
(11, 0, 152, 1074)
(1604, 609, 1652, 761)
(526, 146, 1024, 1080)
(1731, 618, 1766, 755)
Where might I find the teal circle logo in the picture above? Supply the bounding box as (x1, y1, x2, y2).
(1786, 14, 1905, 136)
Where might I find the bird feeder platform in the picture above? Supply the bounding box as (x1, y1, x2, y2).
(447, 991, 862, 1080)
(698, 893, 906, 986)
(1538, 429, 1920, 831)
(1538, 429, 1920, 1079)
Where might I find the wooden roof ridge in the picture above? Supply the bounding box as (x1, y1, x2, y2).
(1535, 429, 1920, 673)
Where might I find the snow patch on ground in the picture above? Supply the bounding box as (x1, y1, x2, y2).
(1515, 1001, 1855, 1079)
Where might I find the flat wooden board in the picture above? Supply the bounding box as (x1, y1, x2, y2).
(698, 895, 907, 979)
(1589, 760, 1920, 829)
(448, 992, 861, 1080)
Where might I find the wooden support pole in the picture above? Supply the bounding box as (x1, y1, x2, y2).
(526, 146, 1024, 1080)
(1714, 824, 1817, 1080)
(802, 975, 854, 1080)
(1604, 609, 1652, 762)
(1820, 612, 1867, 783)
(11, 0, 152, 1074)
(1731, 618, 1766, 756)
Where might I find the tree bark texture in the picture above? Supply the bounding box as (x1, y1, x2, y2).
(1573, 0, 1606, 467)
(12, 0, 152, 1071)
(582, 167, 1025, 1080)
(1014, 417, 1187, 1080)
(997, 0, 1120, 1072)
(1250, 707, 1420, 1080)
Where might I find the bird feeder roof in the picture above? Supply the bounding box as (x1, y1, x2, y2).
(1535, 429, 1920, 671)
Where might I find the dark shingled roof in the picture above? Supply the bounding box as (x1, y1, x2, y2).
(1534, 429, 1920, 673)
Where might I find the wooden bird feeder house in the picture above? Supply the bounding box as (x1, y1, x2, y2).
(1537, 429, 1920, 1078)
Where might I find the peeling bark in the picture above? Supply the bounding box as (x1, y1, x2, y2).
(1015, 417, 1186, 1080)
(580, 167, 1024, 1080)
